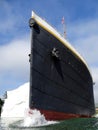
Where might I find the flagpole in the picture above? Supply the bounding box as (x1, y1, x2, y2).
(63, 23, 66, 38)
(62, 16, 66, 38)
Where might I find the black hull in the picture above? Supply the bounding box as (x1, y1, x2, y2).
(29, 17, 95, 120)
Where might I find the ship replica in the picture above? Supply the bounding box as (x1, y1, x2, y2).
(29, 11, 95, 120)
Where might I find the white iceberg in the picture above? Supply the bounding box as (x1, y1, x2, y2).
(1, 83, 58, 127)
(1, 83, 29, 118)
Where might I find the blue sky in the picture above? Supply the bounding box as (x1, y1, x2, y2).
(0, 0, 98, 102)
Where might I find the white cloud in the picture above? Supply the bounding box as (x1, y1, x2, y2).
(0, 38, 30, 94)
(0, 39, 30, 71)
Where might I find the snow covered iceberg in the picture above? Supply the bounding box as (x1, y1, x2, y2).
(1, 83, 29, 118)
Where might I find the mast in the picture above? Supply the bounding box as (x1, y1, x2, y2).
(62, 16, 66, 38)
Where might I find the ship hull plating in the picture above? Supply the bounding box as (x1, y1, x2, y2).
(29, 18, 95, 120)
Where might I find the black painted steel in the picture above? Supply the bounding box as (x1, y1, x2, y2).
(29, 18, 95, 116)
